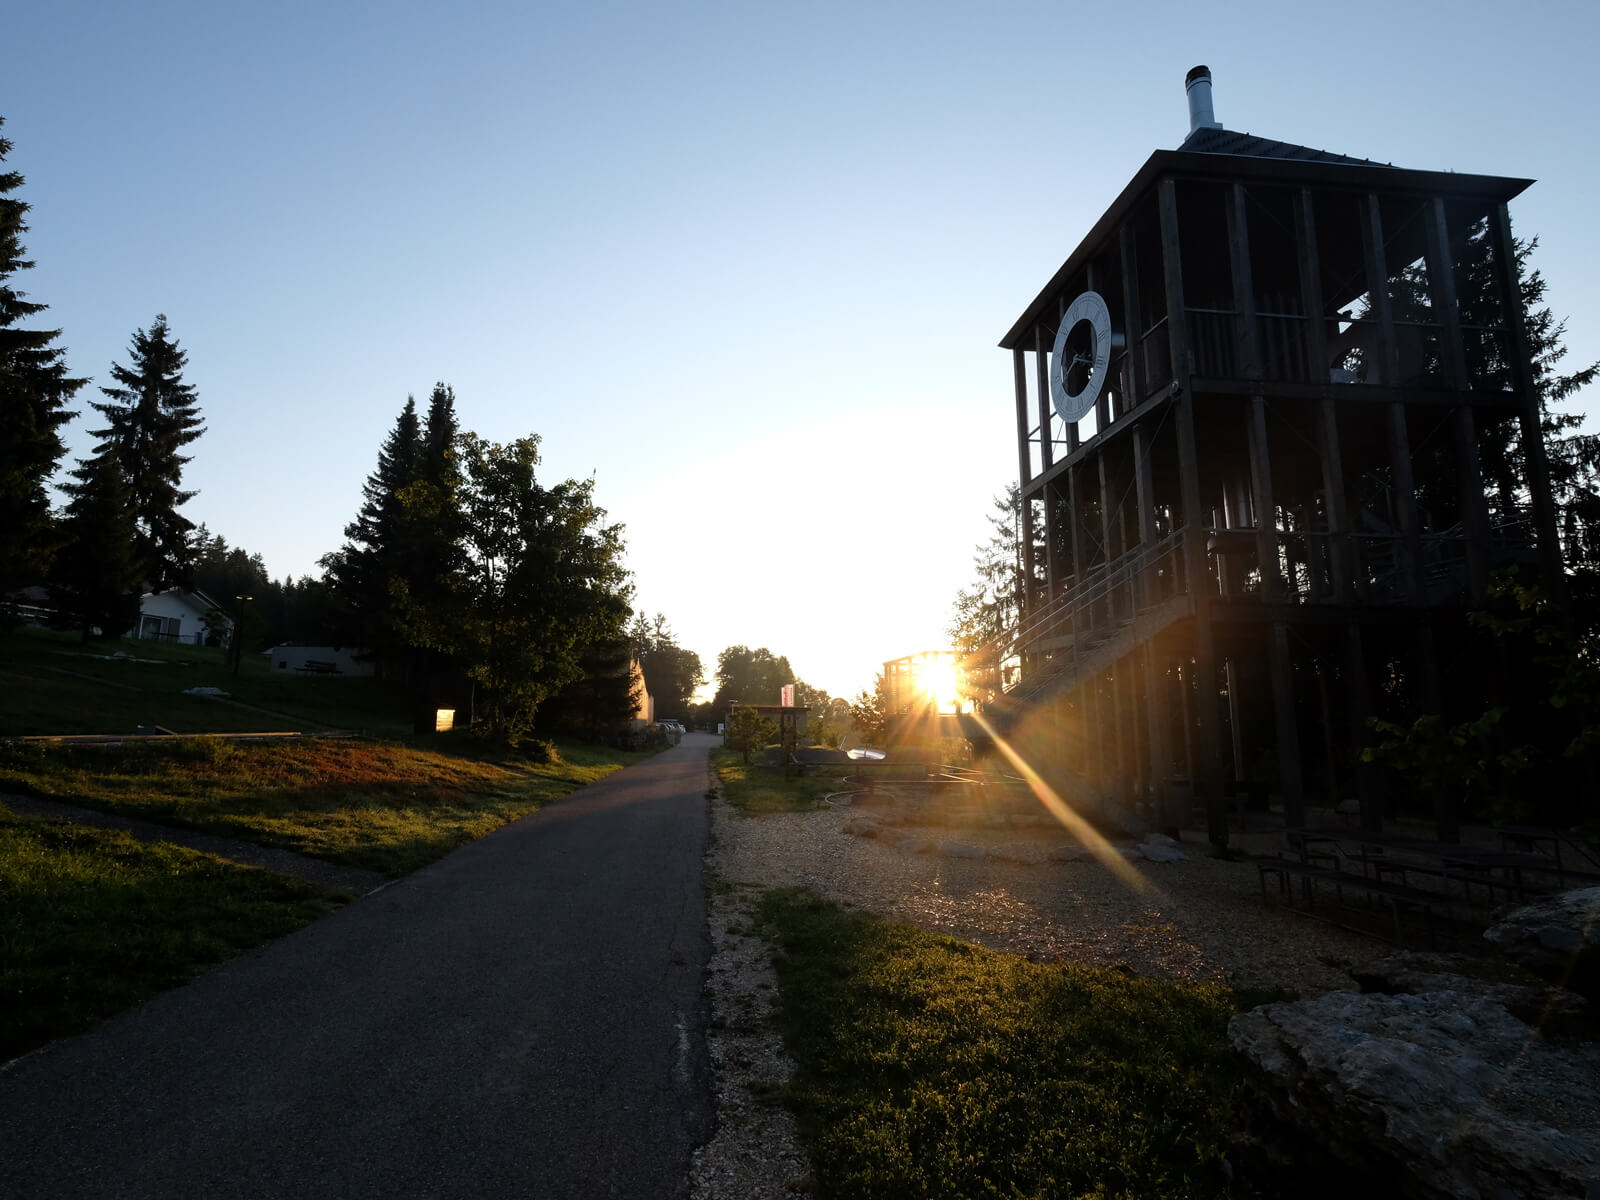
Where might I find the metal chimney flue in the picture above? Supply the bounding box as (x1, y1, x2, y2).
(1185, 64, 1222, 134)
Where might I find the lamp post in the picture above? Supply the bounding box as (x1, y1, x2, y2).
(230, 594, 253, 678)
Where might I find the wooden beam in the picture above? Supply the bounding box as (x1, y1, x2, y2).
(1120, 225, 1145, 408)
(1491, 203, 1569, 609)
(1247, 395, 1282, 597)
(1269, 622, 1305, 826)
(1160, 176, 1228, 847)
(1013, 347, 1031, 488)
(1034, 325, 1053, 472)
(1295, 188, 1330, 384)
(1426, 198, 1489, 604)
(1228, 184, 1260, 381)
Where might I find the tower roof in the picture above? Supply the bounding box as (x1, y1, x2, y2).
(1176, 124, 1391, 168)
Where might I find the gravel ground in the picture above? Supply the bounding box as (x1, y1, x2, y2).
(691, 785, 1388, 1199)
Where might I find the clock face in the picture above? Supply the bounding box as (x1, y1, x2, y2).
(1050, 290, 1114, 424)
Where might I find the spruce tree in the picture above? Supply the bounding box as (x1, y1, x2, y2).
(0, 116, 86, 600)
(89, 315, 205, 590)
(324, 396, 421, 654)
(51, 449, 141, 640)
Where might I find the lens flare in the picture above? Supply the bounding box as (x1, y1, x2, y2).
(968, 709, 1150, 893)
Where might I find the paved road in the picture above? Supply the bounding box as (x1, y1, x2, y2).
(0, 733, 718, 1199)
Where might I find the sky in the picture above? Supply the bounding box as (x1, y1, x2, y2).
(6, 0, 1598, 703)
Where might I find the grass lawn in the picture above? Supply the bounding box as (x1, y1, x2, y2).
(758, 889, 1245, 1200)
(0, 805, 347, 1062)
(0, 626, 415, 737)
(0, 736, 656, 876)
(710, 748, 854, 815)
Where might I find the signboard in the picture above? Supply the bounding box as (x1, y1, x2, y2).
(780, 683, 795, 707)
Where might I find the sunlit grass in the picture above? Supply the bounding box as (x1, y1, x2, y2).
(710, 748, 847, 815)
(0, 736, 654, 875)
(758, 889, 1242, 1200)
(0, 805, 346, 1061)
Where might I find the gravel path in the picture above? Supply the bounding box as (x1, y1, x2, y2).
(691, 785, 1388, 1199)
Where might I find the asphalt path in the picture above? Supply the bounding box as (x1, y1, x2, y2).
(0, 732, 718, 1199)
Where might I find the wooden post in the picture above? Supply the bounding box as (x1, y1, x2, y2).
(1269, 623, 1306, 825)
(1345, 624, 1382, 832)
(1491, 203, 1569, 611)
(1248, 395, 1282, 597)
(1160, 177, 1228, 847)
(1120, 225, 1145, 405)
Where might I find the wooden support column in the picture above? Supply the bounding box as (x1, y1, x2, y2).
(1414, 621, 1458, 842)
(1228, 184, 1261, 381)
(1133, 423, 1155, 607)
(1014, 347, 1032, 489)
(1344, 624, 1383, 832)
(1298, 189, 1352, 602)
(1360, 194, 1422, 601)
(1426, 198, 1489, 605)
(1161, 177, 1227, 846)
(1247, 395, 1282, 597)
(1098, 448, 1116, 620)
(1269, 623, 1305, 826)
(1491, 203, 1570, 611)
(1120, 226, 1145, 406)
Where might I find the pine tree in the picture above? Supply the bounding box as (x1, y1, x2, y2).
(50, 449, 140, 640)
(89, 315, 205, 590)
(325, 395, 422, 649)
(0, 116, 86, 600)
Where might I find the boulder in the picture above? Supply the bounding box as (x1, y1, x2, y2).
(1048, 845, 1089, 863)
(1136, 841, 1188, 863)
(1484, 887, 1600, 1001)
(894, 835, 934, 855)
(1229, 990, 1600, 1199)
(1352, 951, 1598, 1039)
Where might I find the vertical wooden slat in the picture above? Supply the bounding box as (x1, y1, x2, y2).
(1269, 623, 1305, 826)
(1491, 203, 1569, 609)
(1120, 225, 1145, 406)
(1228, 183, 1260, 381)
(1013, 347, 1031, 489)
(1035, 325, 1053, 473)
(1425, 198, 1490, 605)
(1247, 395, 1281, 597)
(1161, 177, 1228, 847)
(1295, 189, 1329, 383)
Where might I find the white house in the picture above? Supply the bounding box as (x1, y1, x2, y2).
(130, 590, 229, 645)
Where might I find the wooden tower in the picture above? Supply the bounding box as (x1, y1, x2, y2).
(994, 67, 1563, 845)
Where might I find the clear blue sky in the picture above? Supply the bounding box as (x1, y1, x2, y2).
(7, 0, 1597, 702)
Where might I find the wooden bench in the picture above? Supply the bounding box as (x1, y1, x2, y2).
(1250, 854, 1462, 947)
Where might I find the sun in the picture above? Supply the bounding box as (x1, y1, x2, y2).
(918, 654, 961, 711)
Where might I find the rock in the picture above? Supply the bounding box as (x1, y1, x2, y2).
(1484, 888, 1600, 1001)
(894, 835, 934, 855)
(1352, 951, 1599, 1038)
(1048, 845, 1089, 863)
(1136, 841, 1188, 863)
(1143, 831, 1177, 847)
(842, 816, 882, 838)
(988, 842, 1047, 865)
(1229, 990, 1600, 1199)
(938, 841, 986, 860)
